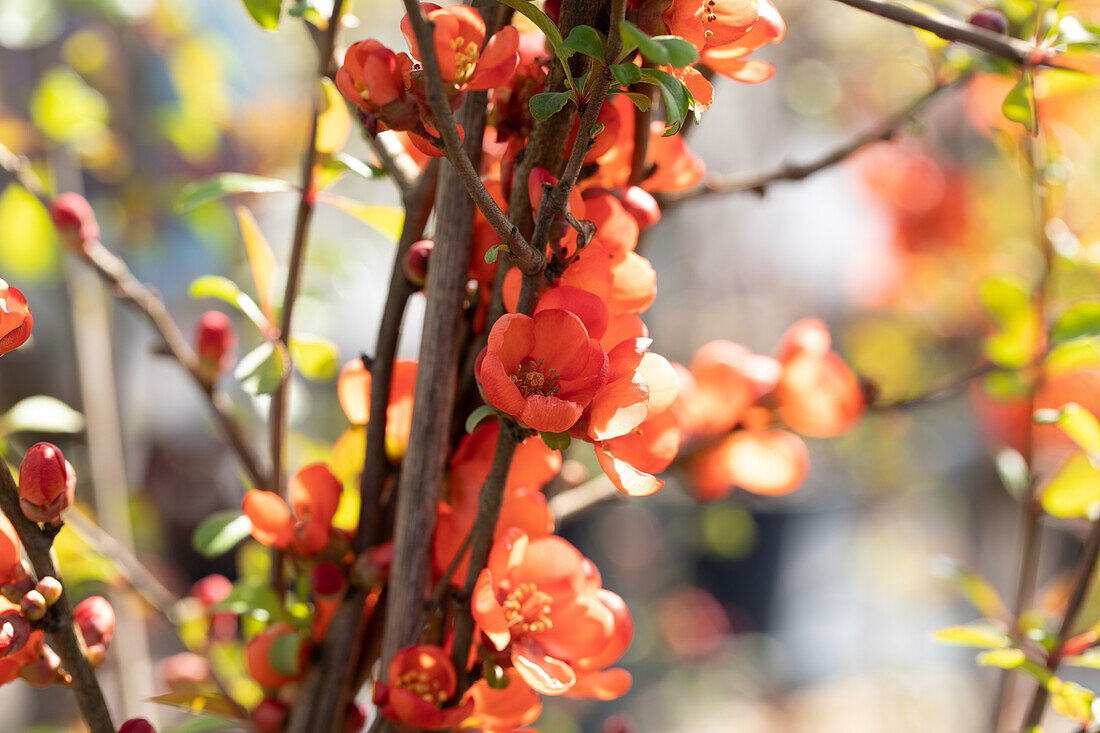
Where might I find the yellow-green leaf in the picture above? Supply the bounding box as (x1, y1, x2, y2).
(315, 78, 351, 155)
(29, 66, 109, 144)
(1051, 403, 1100, 458)
(0, 183, 60, 280)
(1050, 679, 1094, 725)
(315, 192, 404, 241)
(1041, 450, 1100, 518)
(977, 648, 1027, 669)
(240, 0, 282, 30)
(288, 334, 339, 382)
(235, 206, 277, 325)
(933, 624, 1011, 649)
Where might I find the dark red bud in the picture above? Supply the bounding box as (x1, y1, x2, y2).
(118, 719, 157, 733)
(404, 239, 434, 287)
(18, 442, 76, 523)
(968, 8, 1009, 34)
(194, 311, 237, 378)
(251, 698, 290, 733)
(345, 702, 368, 733)
(50, 193, 100, 251)
(74, 595, 115, 648)
(311, 561, 347, 598)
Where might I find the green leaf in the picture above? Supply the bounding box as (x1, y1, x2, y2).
(288, 335, 339, 382)
(176, 173, 294, 213)
(1044, 403, 1100, 457)
(234, 341, 288, 396)
(540, 431, 571, 450)
(932, 624, 1011, 649)
(268, 631, 302, 676)
(611, 90, 651, 112)
(0, 396, 84, 434)
(316, 152, 385, 190)
(30, 66, 109, 144)
(213, 579, 286, 621)
(493, 0, 563, 47)
(240, 0, 282, 29)
(1002, 73, 1037, 134)
(1052, 298, 1100, 344)
(530, 91, 573, 121)
(314, 192, 405, 241)
(610, 62, 642, 87)
(619, 20, 670, 65)
(979, 273, 1040, 369)
(188, 275, 270, 333)
(557, 25, 604, 61)
(192, 511, 253, 558)
(0, 183, 60, 281)
(651, 35, 698, 67)
(466, 405, 498, 433)
(929, 555, 1010, 619)
(1041, 450, 1100, 518)
(484, 242, 509, 264)
(640, 67, 691, 135)
(977, 648, 1027, 669)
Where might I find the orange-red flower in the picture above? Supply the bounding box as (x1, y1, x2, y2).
(689, 428, 809, 500)
(472, 529, 632, 698)
(374, 645, 474, 730)
(338, 357, 418, 460)
(242, 464, 342, 556)
(464, 668, 542, 730)
(477, 309, 609, 433)
(337, 40, 420, 130)
(401, 4, 520, 91)
(774, 318, 865, 438)
(245, 622, 306, 689)
(0, 279, 32, 357)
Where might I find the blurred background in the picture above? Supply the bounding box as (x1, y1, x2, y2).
(2, 0, 1100, 730)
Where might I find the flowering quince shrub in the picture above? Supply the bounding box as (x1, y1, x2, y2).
(3, 0, 1100, 731)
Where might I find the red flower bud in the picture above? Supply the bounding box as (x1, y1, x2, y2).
(0, 278, 33, 357)
(194, 311, 237, 379)
(20, 590, 46, 621)
(49, 193, 100, 251)
(311, 561, 347, 598)
(404, 239, 434, 287)
(619, 186, 662, 231)
(18, 442, 76, 523)
(189, 573, 233, 607)
(345, 702, 367, 733)
(158, 651, 212, 696)
(968, 8, 1008, 34)
(118, 719, 157, 733)
(0, 610, 30, 658)
(74, 595, 115, 648)
(251, 697, 289, 732)
(35, 577, 63, 606)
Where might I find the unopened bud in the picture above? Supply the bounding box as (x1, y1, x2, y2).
(194, 311, 237, 380)
(345, 702, 367, 733)
(968, 8, 1009, 34)
(73, 595, 115, 648)
(251, 698, 289, 733)
(404, 239, 433, 287)
(86, 642, 107, 668)
(118, 719, 157, 733)
(619, 186, 661, 231)
(189, 574, 233, 608)
(20, 590, 46, 621)
(49, 193, 100, 252)
(35, 577, 62, 606)
(18, 442, 76, 523)
(158, 651, 212, 696)
(311, 561, 347, 598)
(0, 610, 30, 657)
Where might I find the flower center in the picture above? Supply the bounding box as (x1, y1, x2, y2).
(501, 582, 553, 635)
(396, 669, 448, 707)
(510, 359, 561, 398)
(451, 37, 480, 84)
(701, 0, 718, 38)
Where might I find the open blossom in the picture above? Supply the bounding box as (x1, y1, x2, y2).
(477, 308, 608, 433)
(400, 4, 520, 91)
(336, 39, 420, 130)
(0, 279, 33, 357)
(472, 529, 632, 699)
(374, 645, 473, 730)
(774, 318, 866, 438)
(242, 464, 342, 556)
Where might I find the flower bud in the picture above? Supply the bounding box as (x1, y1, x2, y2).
(86, 643, 108, 667)
(619, 186, 662, 231)
(189, 573, 233, 608)
(74, 595, 115, 649)
(311, 561, 347, 598)
(0, 278, 33, 357)
(19, 643, 61, 687)
(49, 193, 100, 251)
(118, 719, 157, 733)
(20, 590, 46, 621)
(251, 697, 289, 733)
(194, 311, 237, 380)
(0, 610, 31, 657)
(345, 702, 367, 733)
(35, 577, 63, 606)
(158, 651, 212, 696)
(968, 8, 1008, 34)
(404, 239, 433, 287)
(18, 442, 76, 523)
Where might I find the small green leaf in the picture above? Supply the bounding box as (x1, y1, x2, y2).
(484, 242, 509, 264)
(640, 67, 690, 135)
(611, 90, 651, 112)
(288, 335, 340, 382)
(557, 25, 604, 61)
(1002, 72, 1037, 134)
(485, 662, 510, 689)
(1, 396, 85, 434)
(188, 276, 270, 333)
(540, 431, 571, 451)
(316, 152, 385, 190)
(929, 555, 1010, 619)
(192, 511, 253, 558)
(493, 0, 563, 47)
(1052, 298, 1100, 344)
(610, 62, 642, 86)
(1045, 403, 1100, 457)
(268, 631, 302, 676)
(530, 91, 573, 121)
(1041, 450, 1100, 518)
(176, 174, 294, 213)
(241, 0, 282, 29)
(619, 20, 670, 65)
(651, 35, 698, 67)
(235, 342, 288, 396)
(213, 579, 286, 621)
(933, 624, 1011, 649)
(977, 648, 1027, 669)
(466, 405, 498, 433)
(314, 192, 405, 241)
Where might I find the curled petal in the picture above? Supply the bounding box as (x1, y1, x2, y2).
(511, 640, 576, 696)
(595, 445, 663, 497)
(242, 490, 294, 549)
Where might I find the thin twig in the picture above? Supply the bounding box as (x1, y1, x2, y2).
(829, 0, 1072, 69)
(660, 75, 968, 205)
(867, 360, 997, 411)
(0, 462, 115, 733)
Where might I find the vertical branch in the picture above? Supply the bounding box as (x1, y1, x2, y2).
(268, 0, 347, 496)
(0, 463, 114, 733)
